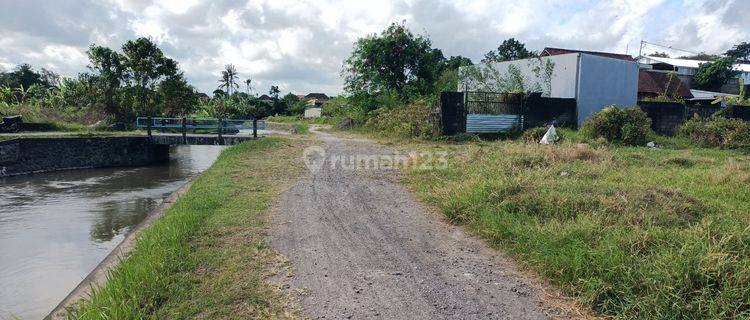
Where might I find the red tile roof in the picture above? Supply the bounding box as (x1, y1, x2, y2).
(638, 70, 693, 99)
(541, 47, 634, 61)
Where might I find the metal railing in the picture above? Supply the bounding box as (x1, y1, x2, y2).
(136, 117, 266, 131)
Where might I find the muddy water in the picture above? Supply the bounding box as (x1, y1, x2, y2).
(0, 145, 224, 319)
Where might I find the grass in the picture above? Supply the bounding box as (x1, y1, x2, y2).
(68, 137, 309, 319)
(395, 137, 750, 319)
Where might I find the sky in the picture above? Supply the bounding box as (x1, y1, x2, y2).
(0, 0, 748, 95)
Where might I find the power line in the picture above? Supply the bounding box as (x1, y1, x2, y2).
(638, 40, 708, 57)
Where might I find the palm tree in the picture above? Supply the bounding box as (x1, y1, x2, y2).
(245, 78, 252, 95)
(218, 64, 239, 96)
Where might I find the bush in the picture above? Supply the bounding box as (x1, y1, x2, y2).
(365, 100, 435, 138)
(582, 106, 651, 146)
(678, 117, 750, 150)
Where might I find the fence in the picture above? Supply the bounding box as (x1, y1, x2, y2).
(638, 102, 750, 135)
(439, 92, 576, 135)
(136, 117, 266, 132)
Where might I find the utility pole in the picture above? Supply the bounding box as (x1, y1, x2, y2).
(638, 40, 644, 58)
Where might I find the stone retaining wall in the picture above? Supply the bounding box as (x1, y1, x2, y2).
(0, 137, 169, 177)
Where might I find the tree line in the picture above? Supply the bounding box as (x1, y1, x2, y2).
(0, 37, 311, 128)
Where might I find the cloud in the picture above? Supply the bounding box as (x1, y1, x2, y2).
(0, 0, 747, 95)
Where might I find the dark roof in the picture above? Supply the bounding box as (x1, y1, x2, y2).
(638, 70, 693, 99)
(541, 47, 634, 61)
(305, 93, 329, 100)
(258, 94, 272, 100)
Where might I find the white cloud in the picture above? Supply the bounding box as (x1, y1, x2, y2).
(0, 0, 747, 95)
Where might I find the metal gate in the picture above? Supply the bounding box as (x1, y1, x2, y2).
(464, 92, 524, 133)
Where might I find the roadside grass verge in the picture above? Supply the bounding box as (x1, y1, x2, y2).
(401, 139, 750, 318)
(69, 137, 309, 319)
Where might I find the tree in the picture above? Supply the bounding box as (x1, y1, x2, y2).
(442, 56, 473, 71)
(87, 45, 127, 121)
(158, 75, 198, 116)
(343, 22, 444, 104)
(679, 53, 720, 61)
(121, 37, 180, 136)
(244, 78, 253, 95)
(0, 64, 59, 90)
(726, 42, 750, 62)
(693, 57, 740, 91)
(269, 85, 280, 99)
(649, 51, 670, 58)
(482, 38, 535, 63)
(218, 64, 239, 96)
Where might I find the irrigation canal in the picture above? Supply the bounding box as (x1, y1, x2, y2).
(0, 145, 224, 319)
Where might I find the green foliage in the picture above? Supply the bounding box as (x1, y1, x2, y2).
(678, 117, 750, 150)
(693, 57, 740, 91)
(343, 22, 444, 107)
(365, 99, 435, 138)
(70, 138, 309, 319)
(217, 64, 239, 95)
(459, 58, 554, 95)
(121, 37, 180, 117)
(406, 139, 750, 318)
(582, 106, 652, 146)
(0, 63, 59, 89)
(726, 42, 750, 62)
(482, 38, 536, 63)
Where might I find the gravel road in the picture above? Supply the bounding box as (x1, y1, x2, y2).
(270, 130, 577, 319)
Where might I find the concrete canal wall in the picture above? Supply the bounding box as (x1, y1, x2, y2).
(0, 137, 169, 177)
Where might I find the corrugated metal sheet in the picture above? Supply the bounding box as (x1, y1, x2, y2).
(466, 114, 523, 133)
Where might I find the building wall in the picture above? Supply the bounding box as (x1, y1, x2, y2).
(458, 53, 638, 126)
(576, 53, 638, 125)
(0, 137, 169, 177)
(304, 107, 322, 118)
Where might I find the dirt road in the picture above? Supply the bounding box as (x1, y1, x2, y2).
(270, 130, 575, 319)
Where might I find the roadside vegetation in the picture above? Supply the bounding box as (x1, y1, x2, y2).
(320, 23, 750, 319)
(399, 136, 750, 318)
(1, 39, 325, 131)
(68, 137, 309, 319)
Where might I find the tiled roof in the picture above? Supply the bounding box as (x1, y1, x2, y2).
(638, 70, 693, 98)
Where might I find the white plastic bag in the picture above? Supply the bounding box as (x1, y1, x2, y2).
(539, 125, 560, 145)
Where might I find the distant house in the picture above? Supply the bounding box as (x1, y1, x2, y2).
(637, 55, 750, 94)
(304, 93, 329, 107)
(638, 70, 693, 100)
(258, 94, 274, 104)
(302, 93, 329, 118)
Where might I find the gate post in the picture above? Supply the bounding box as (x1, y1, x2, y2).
(217, 118, 224, 145)
(252, 118, 258, 138)
(146, 115, 153, 138)
(181, 116, 187, 144)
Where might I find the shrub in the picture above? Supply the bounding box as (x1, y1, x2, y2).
(582, 106, 651, 146)
(365, 100, 435, 138)
(678, 117, 750, 150)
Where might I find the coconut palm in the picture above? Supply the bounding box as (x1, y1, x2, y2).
(245, 78, 252, 95)
(218, 64, 239, 96)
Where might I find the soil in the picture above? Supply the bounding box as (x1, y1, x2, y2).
(270, 129, 581, 319)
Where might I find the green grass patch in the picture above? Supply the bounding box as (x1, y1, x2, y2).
(69, 137, 308, 319)
(402, 139, 750, 318)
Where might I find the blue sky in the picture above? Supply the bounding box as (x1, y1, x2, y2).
(0, 0, 747, 95)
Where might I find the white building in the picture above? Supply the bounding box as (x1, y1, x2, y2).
(459, 52, 638, 126)
(637, 56, 750, 90)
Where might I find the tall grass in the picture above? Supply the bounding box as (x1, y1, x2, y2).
(406, 140, 750, 318)
(69, 137, 307, 319)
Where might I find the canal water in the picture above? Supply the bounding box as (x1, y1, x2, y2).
(0, 145, 224, 319)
